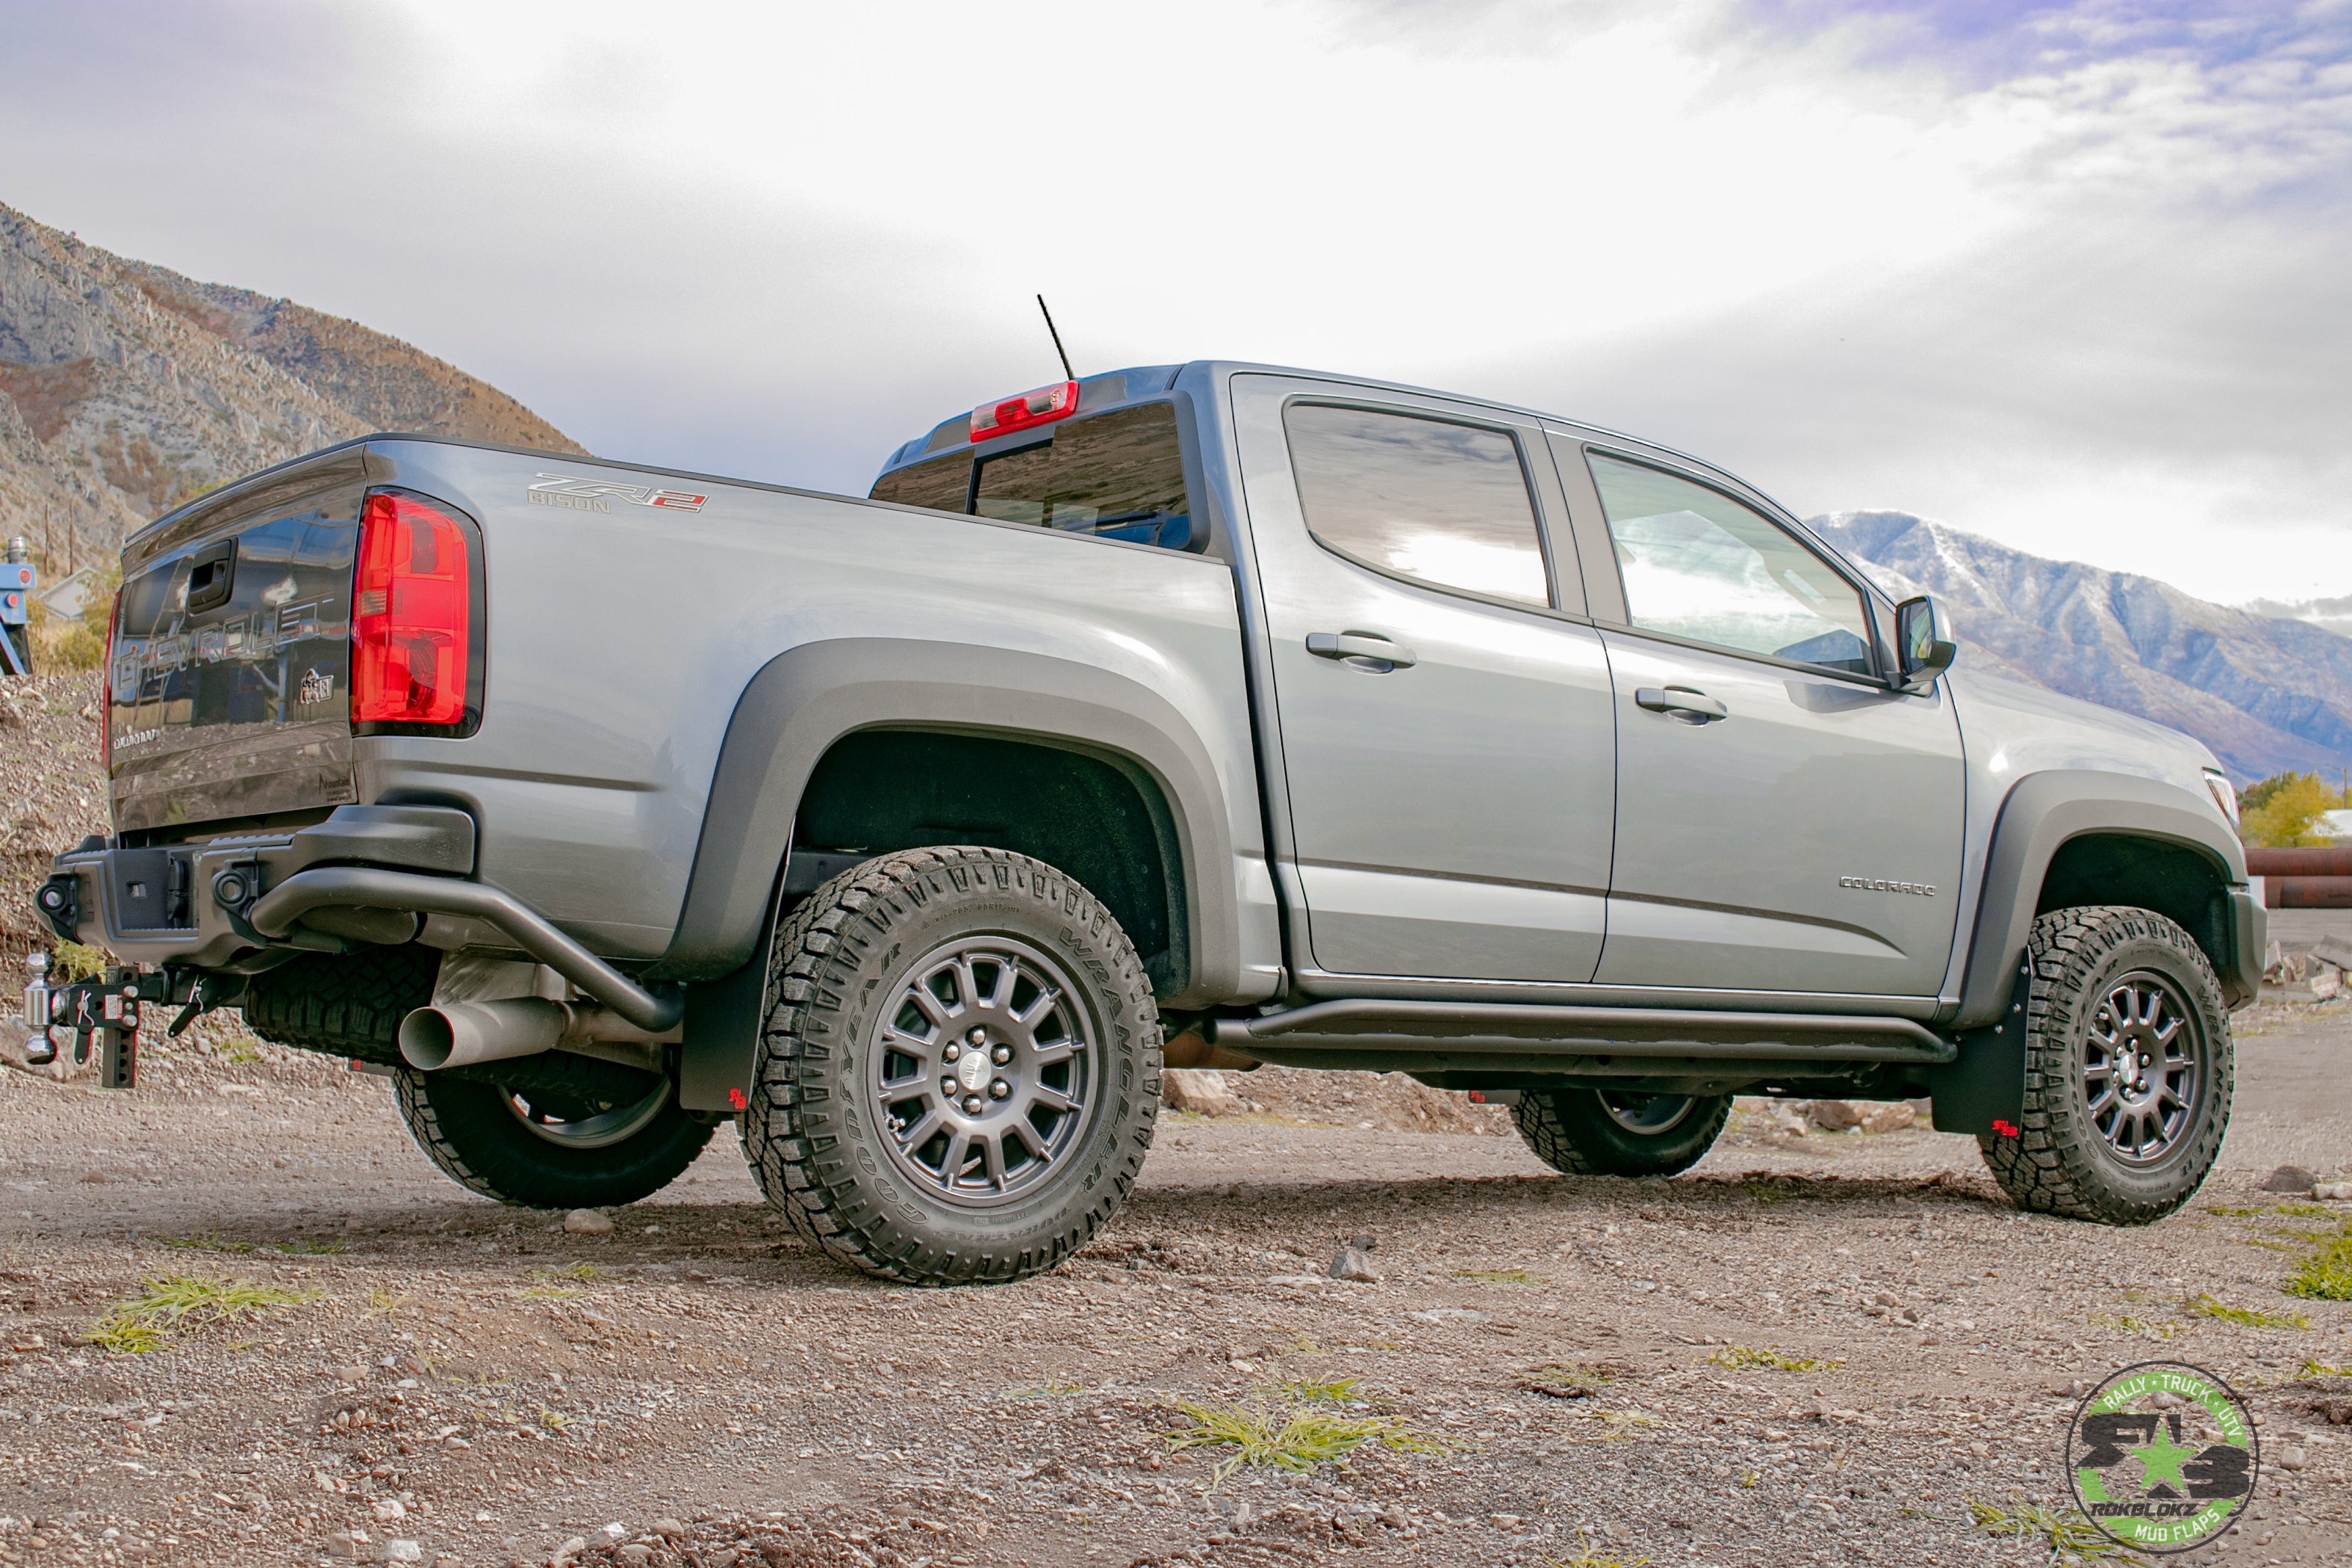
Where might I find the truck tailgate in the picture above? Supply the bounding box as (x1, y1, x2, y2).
(109, 466, 366, 836)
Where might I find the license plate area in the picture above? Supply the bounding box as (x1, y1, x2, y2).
(110, 847, 194, 931)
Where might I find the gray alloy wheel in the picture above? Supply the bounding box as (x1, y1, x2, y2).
(868, 936, 1098, 1207)
(741, 846, 1161, 1286)
(1979, 905, 2232, 1225)
(2080, 971, 2205, 1165)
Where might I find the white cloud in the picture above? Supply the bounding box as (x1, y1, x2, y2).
(0, 0, 2345, 600)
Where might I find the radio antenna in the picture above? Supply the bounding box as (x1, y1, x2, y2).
(1037, 294, 1076, 382)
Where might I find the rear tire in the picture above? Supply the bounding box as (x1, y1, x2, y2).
(393, 1062, 715, 1210)
(247, 944, 713, 1209)
(1512, 1089, 1732, 1177)
(1978, 905, 2231, 1225)
(739, 847, 1160, 1286)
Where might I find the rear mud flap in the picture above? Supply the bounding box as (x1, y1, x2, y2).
(678, 953, 764, 1113)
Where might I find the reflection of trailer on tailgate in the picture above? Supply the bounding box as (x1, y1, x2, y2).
(1, 536, 34, 676)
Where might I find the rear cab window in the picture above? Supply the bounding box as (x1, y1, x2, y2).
(1282, 402, 1552, 609)
(870, 395, 1201, 553)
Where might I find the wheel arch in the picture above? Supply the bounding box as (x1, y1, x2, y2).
(654, 638, 1241, 1007)
(1953, 770, 2254, 1027)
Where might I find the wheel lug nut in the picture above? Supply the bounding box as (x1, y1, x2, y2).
(989, 1080, 1010, 1099)
(992, 1045, 1012, 1065)
(968, 1028, 987, 1046)
(962, 1095, 984, 1115)
(941, 1077, 958, 1095)
(942, 1044, 961, 1063)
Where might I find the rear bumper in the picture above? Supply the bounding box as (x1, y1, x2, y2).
(34, 803, 682, 1033)
(36, 805, 476, 969)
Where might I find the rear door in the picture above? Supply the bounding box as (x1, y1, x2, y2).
(1564, 441, 1966, 998)
(1232, 374, 1616, 983)
(110, 481, 364, 834)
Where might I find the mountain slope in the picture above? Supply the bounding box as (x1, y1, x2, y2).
(2241, 593, 2352, 641)
(0, 201, 582, 566)
(1811, 509, 2352, 785)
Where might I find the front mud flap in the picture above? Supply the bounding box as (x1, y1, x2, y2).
(1926, 965, 2029, 1138)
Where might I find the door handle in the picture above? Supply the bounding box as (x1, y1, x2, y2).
(1307, 631, 1417, 669)
(1634, 685, 1728, 722)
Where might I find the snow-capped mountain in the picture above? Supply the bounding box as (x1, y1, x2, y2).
(1811, 510, 2352, 784)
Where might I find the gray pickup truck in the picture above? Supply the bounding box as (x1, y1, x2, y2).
(25, 362, 2262, 1284)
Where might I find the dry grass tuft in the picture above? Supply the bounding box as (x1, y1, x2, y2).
(2284, 1222, 2352, 1301)
(1705, 1345, 1841, 1373)
(1453, 1268, 1543, 1287)
(1166, 1390, 1440, 1481)
(1543, 1527, 1651, 1568)
(83, 1273, 312, 1354)
(2184, 1294, 2309, 1331)
(1968, 1496, 2146, 1563)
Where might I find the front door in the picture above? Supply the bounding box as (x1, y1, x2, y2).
(1231, 375, 1616, 983)
(1575, 447, 1967, 998)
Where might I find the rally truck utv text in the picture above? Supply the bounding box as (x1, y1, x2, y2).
(25, 363, 2262, 1284)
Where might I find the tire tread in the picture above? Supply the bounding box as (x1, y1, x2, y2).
(1977, 904, 2232, 1225)
(739, 846, 1161, 1286)
(1512, 1090, 1731, 1177)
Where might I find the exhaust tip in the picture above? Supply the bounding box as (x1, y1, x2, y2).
(399, 1007, 458, 1071)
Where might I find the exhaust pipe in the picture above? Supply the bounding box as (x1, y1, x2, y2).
(396, 997, 676, 1073)
(399, 998, 569, 1071)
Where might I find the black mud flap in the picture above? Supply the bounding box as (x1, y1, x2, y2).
(677, 953, 766, 1113)
(1926, 965, 2030, 1137)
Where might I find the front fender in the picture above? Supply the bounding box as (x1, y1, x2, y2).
(1952, 770, 2253, 1027)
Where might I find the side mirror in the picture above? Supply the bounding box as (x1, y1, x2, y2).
(1894, 594, 1956, 691)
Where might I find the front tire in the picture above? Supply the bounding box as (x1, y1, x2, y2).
(1512, 1089, 1732, 1177)
(740, 847, 1161, 1286)
(1979, 905, 2231, 1225)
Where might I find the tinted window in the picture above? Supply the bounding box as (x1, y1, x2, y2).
(868, 451, 970, 513)
(973, 403, 1189, 546)
(869, 402, 1196, 551)
(1587, 453, 1873, 676)
(1284, 405, 1549, 607)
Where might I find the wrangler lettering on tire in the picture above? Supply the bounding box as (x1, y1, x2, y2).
(739, 846, 1162, 1286)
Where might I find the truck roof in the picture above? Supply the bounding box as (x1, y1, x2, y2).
(873, 359, 1792, 536)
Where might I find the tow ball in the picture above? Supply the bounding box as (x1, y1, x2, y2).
(19, 954, 179, 1089)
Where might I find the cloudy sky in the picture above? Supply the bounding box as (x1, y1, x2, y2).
(1, 0, 2346, 602)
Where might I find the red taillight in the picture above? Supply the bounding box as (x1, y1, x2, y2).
(352, 492, 471, 728)
(968, 380, 1078, 444)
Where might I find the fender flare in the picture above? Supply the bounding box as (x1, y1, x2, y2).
(653, 636, 1241, 1001)
(1952, 769, 2251, 1027)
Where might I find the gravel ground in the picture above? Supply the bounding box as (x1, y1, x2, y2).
(1, 668, 2347, 1567)
(0, 1007, 2345, 1568)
